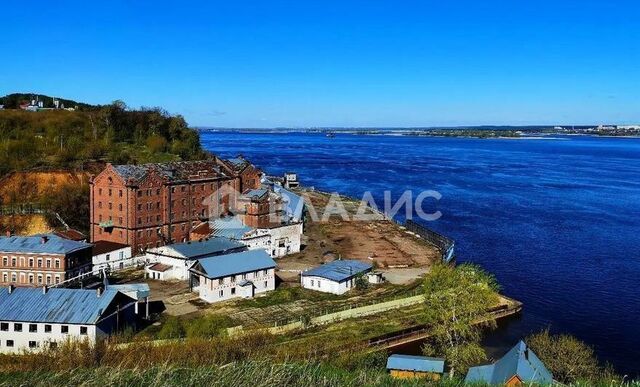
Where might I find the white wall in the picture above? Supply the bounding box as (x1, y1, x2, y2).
(301, 275, 356, 295)
(0, 321, 97, 354)
(93, 246, 137, 271)
(144, 254, 193, 280)
(198, 268, 275, 303)
(268, 223, 302, 258)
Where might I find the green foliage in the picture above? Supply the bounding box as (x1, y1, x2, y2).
(0, 101, 207, 176)
(354, 273, 369, 290)
(41, 181, 90, 233)
(526, 329, 620, 384)
(421, 263, 500, 376)
(183, 315, 231, 339)
(157, 316, 185, 340)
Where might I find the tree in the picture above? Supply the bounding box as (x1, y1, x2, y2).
(421, 263, 500, 377)
(526, 329, 617, 384)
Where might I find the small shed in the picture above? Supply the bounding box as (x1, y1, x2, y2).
(367, 271, 384, 284)
(146, 263, 172, 280)
(386, 354, 445, 380)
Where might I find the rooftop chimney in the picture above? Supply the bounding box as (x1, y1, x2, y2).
(96, 287, 103, 297)
(42, 286, 48, 294)
(8, 285, 15, 294)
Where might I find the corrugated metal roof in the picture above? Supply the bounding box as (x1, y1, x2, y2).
(108, 283, 150, 300)
(465, 341, 553, 384)
(301, 260, 372, 282)
(243, 188, 268, 199)
(112, 161, 230, 184)
(274, 186, 304, 222)
(194, 249, 276, 279)
(166, 237, 245, 259)
(210, 216, 253, 240)
(386, 354, 445, 373)
(0, 234, 92, 255)
(0, 288, 122, 324)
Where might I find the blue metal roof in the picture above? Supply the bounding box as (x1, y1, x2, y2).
(194, 249, 276, 279)
(243, 188, 268, 199)
(0, 288, 123, 324)
(108, 283, 150, 300)
(0, 234, 92, 255)
(465, 341, 553, 385)
(210, 216, 253, 240)
(167, 237, 245, 258)
(275, 186, 304, 222)
(386, 354, 445, 373)
(301, 260, 372, 282)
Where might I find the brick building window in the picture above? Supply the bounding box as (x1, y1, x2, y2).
(119, 190, 123, 197)
(119, 204, 123, 211)
(55, 259, 60, 269)
(98, 202, 102, 209)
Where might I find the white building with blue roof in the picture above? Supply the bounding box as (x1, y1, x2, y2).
(301, 259, 373, 295)
(0, 286, 138, 354)
(144, 237, 246, 281)
(189, 249, 277, 303)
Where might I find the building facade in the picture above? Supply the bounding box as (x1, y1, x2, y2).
(0, 287, 137, 354)
(143, 237, 246, 281)
(89, 159, 262, 254)
(189, 249, 276, 303)
(301, 260, 373, 295)
(0, 234, 92, 288)
(92, 241, 135, 272)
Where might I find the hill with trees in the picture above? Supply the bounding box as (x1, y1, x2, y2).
(0, 95, 208, 234)
(0, 97, 207, 176)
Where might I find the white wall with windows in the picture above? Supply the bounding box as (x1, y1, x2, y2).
(197, 268, 275, 303)
(301, 275, 356, 295)
(93, 246, 136, 271)
(0, 321, 98, 354)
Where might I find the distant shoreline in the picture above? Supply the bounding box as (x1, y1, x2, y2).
(197, 127, 640, 139)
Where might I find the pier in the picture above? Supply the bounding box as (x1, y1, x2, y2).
(366, 295, 523, 350)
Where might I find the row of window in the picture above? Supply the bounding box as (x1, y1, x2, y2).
(216, 281, 268, 297)
(1, 256, 61, 269)
(0, 322, 88, 335)
(203, 270, 270, 287)
(1, 272, 62, 285)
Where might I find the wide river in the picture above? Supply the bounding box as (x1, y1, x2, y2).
(202, 131, 640, 375)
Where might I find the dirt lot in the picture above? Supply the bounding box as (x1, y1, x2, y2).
(277, 190, 441, 282)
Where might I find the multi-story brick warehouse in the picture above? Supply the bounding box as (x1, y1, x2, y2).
(90, 159, 262, 254)
(0, 234, 93, 287)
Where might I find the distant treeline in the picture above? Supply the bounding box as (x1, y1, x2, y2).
(0, 99, 207, 176)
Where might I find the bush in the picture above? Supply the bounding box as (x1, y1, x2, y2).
(157, 316, 185, 340)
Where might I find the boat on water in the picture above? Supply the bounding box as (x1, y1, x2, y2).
(326, 132, 335, 138)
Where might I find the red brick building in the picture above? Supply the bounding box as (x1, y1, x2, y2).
(0, 234, 93, 287)
(90, 158, 262, 253)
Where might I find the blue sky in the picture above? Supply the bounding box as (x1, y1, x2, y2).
(2, 1, 638, 127)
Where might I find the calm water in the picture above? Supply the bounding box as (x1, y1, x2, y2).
(202, 131, 640, 375)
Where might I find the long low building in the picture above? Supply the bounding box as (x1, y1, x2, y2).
(0, 286, 138, 353)
(144, 237, 246, 280)
(189, 249, 276, 303)
(207, 216, 303, 258)
(301, 260, 373, 295)
(92, 241, 137, 272)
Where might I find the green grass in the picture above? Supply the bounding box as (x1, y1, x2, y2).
(0, 362, 633, 387)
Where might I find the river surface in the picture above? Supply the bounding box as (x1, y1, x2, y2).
(201, 131, 640, 375)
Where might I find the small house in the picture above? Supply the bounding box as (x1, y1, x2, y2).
(386, 354, 445, 380)
(189, 249, 276, 303)
(465, 340, 553, 386)
(300, 259, 373, 295)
